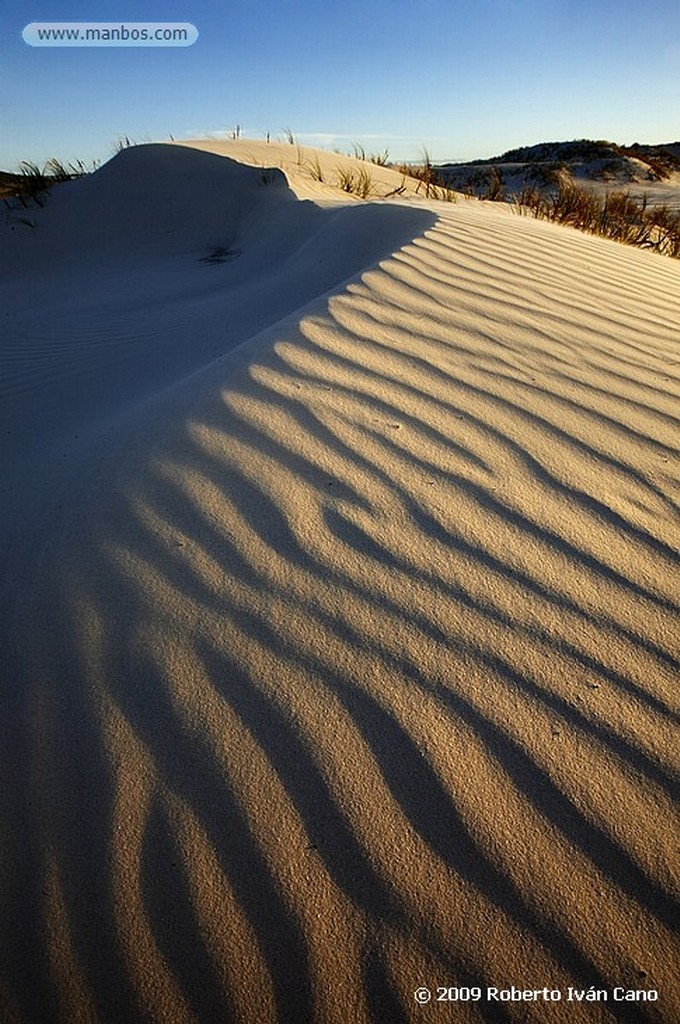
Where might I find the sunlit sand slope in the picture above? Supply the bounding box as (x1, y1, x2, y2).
(1, 145, 678, 1024)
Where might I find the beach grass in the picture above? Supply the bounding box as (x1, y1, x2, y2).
(513, 174, 680, 258)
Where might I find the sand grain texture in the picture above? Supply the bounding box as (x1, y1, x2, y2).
(0, 141, 678, 1024)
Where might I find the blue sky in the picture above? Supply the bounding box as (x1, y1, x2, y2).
(1, 0, 678, 170)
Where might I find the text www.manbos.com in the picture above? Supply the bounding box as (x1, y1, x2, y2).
(23, 23, 199, 47)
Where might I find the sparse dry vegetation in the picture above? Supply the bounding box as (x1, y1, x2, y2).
(306, 155, 325, 182)
(2, 157, 97, 206)
(395, 151, 457, 202)
(368, 148, 390, 166)
(336, 165, 376, 199)
(496, 138, 680, 181)
(383, 174, 408, 198)
(113, 135, 136, 153)
(484, 167, 504, 201)
(513, 175, 680, 258)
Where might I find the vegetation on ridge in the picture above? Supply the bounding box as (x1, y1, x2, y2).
(513, 172, 680, 258)
(441, 138, 680, 184)
(0, 158, 97, 205)
(4, 135, 678, 258)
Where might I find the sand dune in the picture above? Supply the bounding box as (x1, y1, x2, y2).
(1, 141, 678, 1024)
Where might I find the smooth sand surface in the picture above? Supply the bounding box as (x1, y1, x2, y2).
(0, 140, 678, 1024)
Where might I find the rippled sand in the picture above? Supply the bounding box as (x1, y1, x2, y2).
(1, 141, 678, 1023)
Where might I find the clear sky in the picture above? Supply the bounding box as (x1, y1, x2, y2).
(1, 0, 678, 170)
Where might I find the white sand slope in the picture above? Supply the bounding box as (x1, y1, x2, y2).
(0, 141, 678, 1024)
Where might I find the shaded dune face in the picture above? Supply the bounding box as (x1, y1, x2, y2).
(0, 145, 434, 558)
(0, 144, 293, 267)
(1, 187, 679, 1023)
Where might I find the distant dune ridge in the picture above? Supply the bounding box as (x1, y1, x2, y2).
(0, 139, 678, 1024)
(452, 139, 680, 179)
(435, 138, 680, 208)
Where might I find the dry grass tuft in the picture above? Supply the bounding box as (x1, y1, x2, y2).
(3, 157, 97, 207)
(368, 148, 390, 166)
(336, 165, 376, 199)
(306, 155, 325, 182)
(395, 150, 457, 202)
(513, 174, 680, 258)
